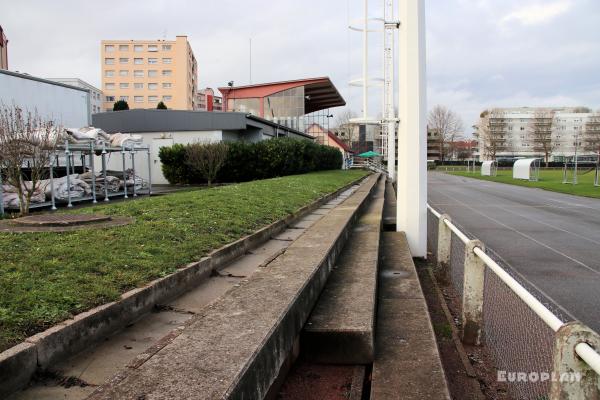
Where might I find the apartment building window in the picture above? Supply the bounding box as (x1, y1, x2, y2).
(148, 83, 158, 90)
(105, 96, 115, 102)
(105, 70, 115, 77)
(148, 70, 158, 77)
(134, 45, 143, 52)
(162, 82, 172, 88)
(162, 70, 172, 76)
(105, 45, 115, 52)
(119, 45, 129, 51)
(134, 83, 144, 89)
(162, 44, 171, 51)
(105, 83, 115, 90)
(162, 58, 172, 64)
(134, 58, 143, 65)
(148, 58, 158, 64)
(148, 45, 158, 52)
(119, 83, 129, 89)
(119, 58, 129, 64)
(134, 96, 144, 103)
(134, 70, 144, 77)
(520, 127, 525, 131)
(119, 70, 128, 77)
(105, 58, 115, 65)
(163, 95, 172, 101)
(120, 96, 129, 101)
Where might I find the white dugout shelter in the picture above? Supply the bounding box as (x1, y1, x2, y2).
(481, 161, 497, 177)
(513, 158, 540, 181)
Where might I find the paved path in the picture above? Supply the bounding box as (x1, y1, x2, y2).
(428, 172, 600, 333)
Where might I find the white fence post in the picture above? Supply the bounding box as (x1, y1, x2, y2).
(550, 322, 600, 400)
(462, 240, 485, 346)
(437, 214, 452, 267)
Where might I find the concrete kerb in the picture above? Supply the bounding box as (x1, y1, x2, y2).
(0, 173, 372, 398)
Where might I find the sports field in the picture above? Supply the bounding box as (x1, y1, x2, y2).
(447, 168, 600, 199)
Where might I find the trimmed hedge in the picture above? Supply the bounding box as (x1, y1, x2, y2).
(159, 138, 343, 184)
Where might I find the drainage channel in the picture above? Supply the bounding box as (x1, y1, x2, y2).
(8, 186, 359, 400)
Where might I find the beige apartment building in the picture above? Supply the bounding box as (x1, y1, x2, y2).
(101, 36, 197, 111)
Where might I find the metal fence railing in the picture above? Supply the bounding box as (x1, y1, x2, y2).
(427, 204, 600, 400)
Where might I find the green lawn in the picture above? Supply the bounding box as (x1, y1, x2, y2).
(0, 170, 368, 352)
(447, 168, 600, 198)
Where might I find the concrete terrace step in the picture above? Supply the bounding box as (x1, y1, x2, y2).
(370, 232, 450, 400)
(301, 175, 385, 364)
(86, 173, 381, 400)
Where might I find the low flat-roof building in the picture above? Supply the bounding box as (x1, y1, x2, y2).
(47, 78, 103, 115)
(0, 69, 91, 126)
(218, 77, 345, 133)
(92, 109, 314, 184)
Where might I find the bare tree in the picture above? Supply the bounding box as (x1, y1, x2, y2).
(477, 109, 509, 160)
(583, 111, 600, 165)
(185, 142, 229, 187)
(333, 109, 358, 148)
(427, 105, 464, 161)
(527, 109, 555, 167)
(0, 104, 59, 215)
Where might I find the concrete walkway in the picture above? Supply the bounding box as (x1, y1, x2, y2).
(370, 231, 450, 400)
(8, 182, 365, 400)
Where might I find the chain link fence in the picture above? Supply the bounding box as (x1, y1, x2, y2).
(426, 207, 570, 400)
(427, 209, 438, 264)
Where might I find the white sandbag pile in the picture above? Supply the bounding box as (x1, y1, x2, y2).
(79, 172, 121, 194)
(109, 132, 143, 147)
(61, 127, 143, 148)
(38, 174, 92, 201)
(1, 184, 46, 208)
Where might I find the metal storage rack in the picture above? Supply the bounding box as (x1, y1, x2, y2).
(0, 140, 152, 216)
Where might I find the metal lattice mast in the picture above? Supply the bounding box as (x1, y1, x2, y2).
(383, 0, 398, 180)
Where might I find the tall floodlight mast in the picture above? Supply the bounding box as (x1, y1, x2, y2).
(397, 0, 427, 257)
(349, 0, 381, 126)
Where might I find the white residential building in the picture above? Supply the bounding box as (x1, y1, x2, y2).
(476, 107, 597, 162)
(47, 78, 103, 115)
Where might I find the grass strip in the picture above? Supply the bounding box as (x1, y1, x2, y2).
(0, 170, 368, 351)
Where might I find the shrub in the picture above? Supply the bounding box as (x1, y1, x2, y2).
(159, 144, 194, 184)
(113, 100, 129, 111)
(159, 138, 342, 184)
(156, 101, 167, 110)
(185, 142, 229, 186)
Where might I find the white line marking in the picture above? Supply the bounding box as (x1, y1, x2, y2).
(493, 204, 600, 246)
(430, 188, 600, 276)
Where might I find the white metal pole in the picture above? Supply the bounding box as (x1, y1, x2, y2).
(363, 0, 369, 121)
(385, 0, 396, 181)
(397, 0, 427, 257)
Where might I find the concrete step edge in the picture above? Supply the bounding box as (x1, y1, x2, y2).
(301, 176, 386, 364)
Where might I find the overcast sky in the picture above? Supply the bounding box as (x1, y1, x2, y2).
(3, 0, 600, 134)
